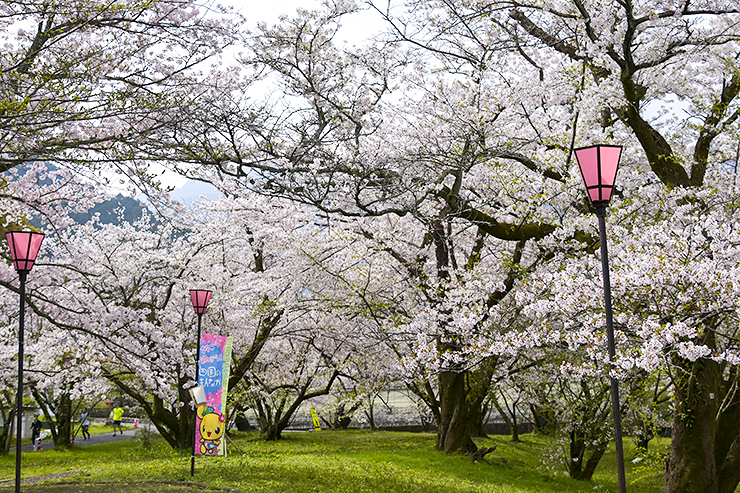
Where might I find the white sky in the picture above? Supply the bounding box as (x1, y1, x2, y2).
(229, 0, 381, 45)
(231, 0, 320, 24)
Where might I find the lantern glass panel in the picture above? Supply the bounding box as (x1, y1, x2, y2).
(575, 147, 599, 187)
(599, 146, 621, 187)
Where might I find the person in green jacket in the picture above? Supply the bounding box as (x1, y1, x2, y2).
(112, 406, 124, 436)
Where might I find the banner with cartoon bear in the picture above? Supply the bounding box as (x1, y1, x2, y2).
(196, 333, 233, 456)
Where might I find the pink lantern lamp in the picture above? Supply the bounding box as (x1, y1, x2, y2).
(190, 289, 212, 315)
(574, 145, 622, 209)
(6, 231, 45, 273)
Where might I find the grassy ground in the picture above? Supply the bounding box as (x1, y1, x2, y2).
(0, 430, 666, 492)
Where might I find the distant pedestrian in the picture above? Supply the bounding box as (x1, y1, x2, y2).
(30, 415, 43, 443)
(80, 409, 91, 440)
(112, 405, 124, 436)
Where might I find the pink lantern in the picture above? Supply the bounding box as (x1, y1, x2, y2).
(189, 289, 212, 315)
(6, 231, 45, 273)
(574, 145, 622, 205)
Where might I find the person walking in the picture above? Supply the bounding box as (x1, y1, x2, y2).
(80, 408, 91, 440)
(112, 405, 124, 436)
(30, 415, 43, 444)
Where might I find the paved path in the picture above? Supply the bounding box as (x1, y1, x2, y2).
(22, 428, 139, 452)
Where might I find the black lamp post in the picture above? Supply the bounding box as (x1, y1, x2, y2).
(574, 145, 626, 493)
(188, 289, 212, 477)
(6, 231, 44, 493)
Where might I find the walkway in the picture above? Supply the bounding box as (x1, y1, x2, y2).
(22, 429, 137, 452)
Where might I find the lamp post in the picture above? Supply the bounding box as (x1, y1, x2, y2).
(5, 231, 45, 493)
(188, 289, 212, 477)
(573, 145, 626, 493)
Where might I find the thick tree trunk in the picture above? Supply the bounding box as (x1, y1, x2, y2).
(664, 357, 719, 493)
(530, 404, 556, 435)
(437, 370, 477, 454)
(568, 429, 606, 481)
(31, 387, 73, 449)
(257, 418, 285, 441)
(54, 392, 72, 449)
(634, 435, 650, 453)
(717, 397, 740, 493)
(107, 374, 191, 450)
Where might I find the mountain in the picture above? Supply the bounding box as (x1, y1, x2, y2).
(69, 194, 148, 225)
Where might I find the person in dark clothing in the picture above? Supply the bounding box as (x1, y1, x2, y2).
(80, 409, 91, 440)
(30, 415, 43, 443)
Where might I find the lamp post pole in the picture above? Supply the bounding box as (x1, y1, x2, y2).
(191, 311, 203, 478)
(596, 204, 627, 493)
(15, 270, 27, 493)
(5, 231, 45, 493)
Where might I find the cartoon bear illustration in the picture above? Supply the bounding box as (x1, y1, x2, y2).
(197, 405, 225, 454)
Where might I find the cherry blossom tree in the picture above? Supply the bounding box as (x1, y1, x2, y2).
(1, 191, 368, 449)
(48, 1, 738, 490)
(0, 0, 239, 196)
(200, 3, 740, 489)
(483, 1, 740, 490)
(153, 2, 562, 459)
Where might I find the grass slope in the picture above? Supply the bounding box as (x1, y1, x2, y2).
(0, 430, 665, 492)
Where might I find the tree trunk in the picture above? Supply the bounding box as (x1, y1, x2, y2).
(365, 400, 377, 431)
(437, 370, 477, 454)
(664, 356, 719, 493)
(257, 419, 285, 441)
(256, 372, 340, 441)
(568, 429, 606, 481)
(510, 410, 520, 443)
(716, 396, 740, 493)
(31, 387, 73, 449)
(492, 393, 521, 442)
(106, 373, 191, 450)
(468, 403, 488, 438)
(0, 409, 15, 455)
(635, 434, 650, 452)
(54, 392, 72, 449)
(530, 404, 556, 435)
(431, 221, 498, 457)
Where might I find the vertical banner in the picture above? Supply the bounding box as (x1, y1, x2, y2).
(196, 333, 233, 456)
(310, 408, 322, 431)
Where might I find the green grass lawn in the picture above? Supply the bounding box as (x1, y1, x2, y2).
(0, 430, 666, 492)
